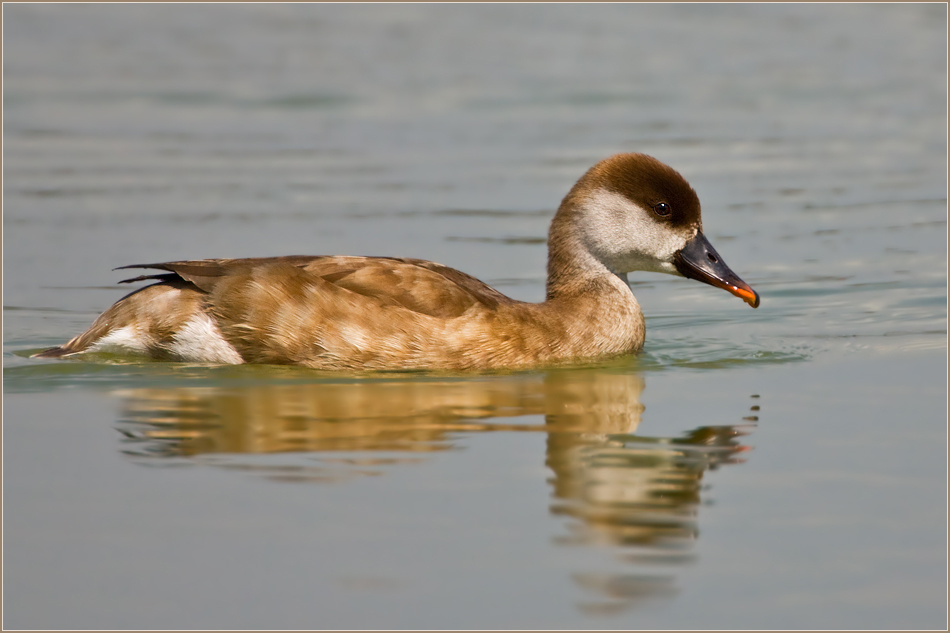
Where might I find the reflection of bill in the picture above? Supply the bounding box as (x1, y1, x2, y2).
(115, 368, 753, 614)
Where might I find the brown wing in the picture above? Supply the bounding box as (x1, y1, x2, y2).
(117, 255, 518, 319)
(116, 256, 323, 293)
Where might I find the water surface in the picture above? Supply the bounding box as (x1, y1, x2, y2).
(3, 4, 946, 629)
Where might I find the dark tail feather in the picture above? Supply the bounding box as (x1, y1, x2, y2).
(118, 272, 180, 285)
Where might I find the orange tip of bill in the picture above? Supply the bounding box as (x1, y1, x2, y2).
(731, 285, 760, 309)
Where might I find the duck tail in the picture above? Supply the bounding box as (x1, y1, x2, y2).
(31, 345, 77, 358)
(30, 279, 206, 360)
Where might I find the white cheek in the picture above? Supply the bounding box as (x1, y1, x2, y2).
(578, 189, 694, 274)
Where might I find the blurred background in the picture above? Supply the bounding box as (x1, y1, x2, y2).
(3, 4, 946, 629)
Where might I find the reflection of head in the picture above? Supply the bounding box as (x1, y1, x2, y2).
(548, 424, 751, 548)
(547, 423, 752, 615)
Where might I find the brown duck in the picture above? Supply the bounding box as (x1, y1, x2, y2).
(34, 153, 759, 370)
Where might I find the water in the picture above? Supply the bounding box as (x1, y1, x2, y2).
(3, 4, 946, 629)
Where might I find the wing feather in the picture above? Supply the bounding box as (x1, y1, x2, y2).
(116, 255, 517, 319)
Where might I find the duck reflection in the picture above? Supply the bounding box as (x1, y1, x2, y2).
(113, 368, 752, 613)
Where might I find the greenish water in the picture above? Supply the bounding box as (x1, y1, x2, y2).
(3, 4, 946, 629)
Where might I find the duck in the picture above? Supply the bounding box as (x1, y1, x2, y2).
(33, 153, 759, 370)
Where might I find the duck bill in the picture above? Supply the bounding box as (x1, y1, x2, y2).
(673, 232, 760, 308)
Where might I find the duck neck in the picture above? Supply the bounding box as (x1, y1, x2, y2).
(545, 202, 632, 302)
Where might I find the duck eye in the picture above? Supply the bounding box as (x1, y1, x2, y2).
(653, 202, 672, 217)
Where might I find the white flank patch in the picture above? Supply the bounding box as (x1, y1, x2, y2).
(167, 313, 245, 364)
(89, 325, 152, 355)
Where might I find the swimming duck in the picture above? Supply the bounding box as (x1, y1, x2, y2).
(33, 153, 759, 370)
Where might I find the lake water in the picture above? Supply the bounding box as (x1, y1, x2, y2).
(3, 4, 947, 629)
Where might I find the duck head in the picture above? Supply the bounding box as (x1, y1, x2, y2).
(553, 153, 759, 308)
